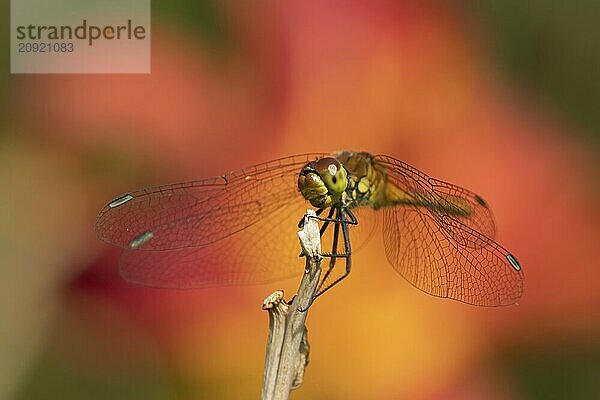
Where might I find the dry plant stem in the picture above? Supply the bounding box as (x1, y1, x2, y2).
(262, 291, 288, 398)
(262, 210, 322, 400)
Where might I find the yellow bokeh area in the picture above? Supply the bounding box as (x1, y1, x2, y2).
(3, 1, 600, 399)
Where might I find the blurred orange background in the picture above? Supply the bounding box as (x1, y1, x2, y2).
(3, 1, 599, 399)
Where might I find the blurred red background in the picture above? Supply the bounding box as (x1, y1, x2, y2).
(3, 1, 599, 399)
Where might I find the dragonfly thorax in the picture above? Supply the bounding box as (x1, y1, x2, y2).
(298, 157, 349, 209)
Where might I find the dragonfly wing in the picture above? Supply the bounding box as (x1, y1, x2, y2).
(374, 155, 496, 240)
(95, 153, 327, 288)
(348, 206, 380, 253)
(118, 194, 310, 288)
(95, 153, 326, 251)
(382, 206, 523, 306)
(375, 155, 523, 306)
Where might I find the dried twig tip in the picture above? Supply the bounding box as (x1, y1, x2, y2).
(298, 209, 322, 258)
(263, 290, 285, 310)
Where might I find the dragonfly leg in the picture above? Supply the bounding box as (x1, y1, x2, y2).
(313, 208, 353, 297)
(308, 210, 356, 225)
(345, 207, 358, 225)
(299, 207, 354, 311)
(309, 206, 358, 226)
(317, 214, 341, 293)
(318, 207, 336, 236)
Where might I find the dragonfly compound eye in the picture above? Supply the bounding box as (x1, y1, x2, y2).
(314, 158, 348, 196)
(298, 164, 328, 207)
(298, 158, 347, 208)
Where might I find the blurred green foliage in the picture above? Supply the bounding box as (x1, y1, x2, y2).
(473, 1, 600, 142)
(503, 345, 600, 399)
(16, 355, 174, 400)
(153, 0, 232, 52)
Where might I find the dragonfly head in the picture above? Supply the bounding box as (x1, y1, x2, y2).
(298, 157, 348, 208)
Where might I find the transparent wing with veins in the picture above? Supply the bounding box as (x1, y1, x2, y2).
(95, 153, 327, 288)
(374, 155, 523, 306)
(375, 155, 496, 239)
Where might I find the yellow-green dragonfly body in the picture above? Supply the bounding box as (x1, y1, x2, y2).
(96, 151, 523, 306)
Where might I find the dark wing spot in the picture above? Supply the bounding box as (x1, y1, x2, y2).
(506, 253, 522, 271)
(474, 195, 488, 208)
(128, 231, 154, 249)
(108, 193, 134, 208)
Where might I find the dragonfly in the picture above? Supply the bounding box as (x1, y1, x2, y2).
(95, 151, 523, 307)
